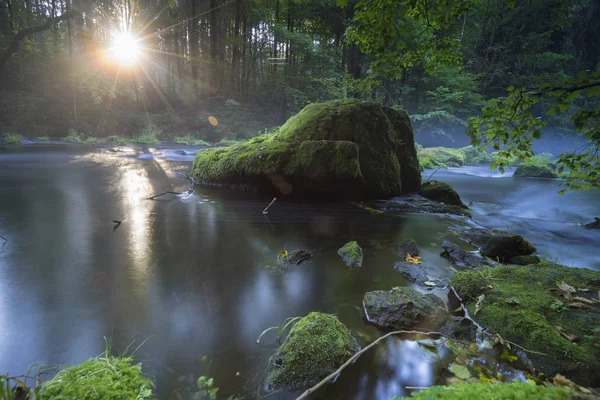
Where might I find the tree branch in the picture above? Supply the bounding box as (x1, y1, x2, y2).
(0, 10, 79, 70)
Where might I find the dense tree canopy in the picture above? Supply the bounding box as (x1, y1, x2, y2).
(0, 0, 598, 190)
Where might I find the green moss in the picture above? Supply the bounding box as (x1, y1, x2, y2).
(194, 139, 211, 146)
(174, 135, 198, 145)
(401, 382, 570, 400)
(419, 157, 435, 170)
(39, 356, 154, 400)
(130, 134, 160, 145)
(338, 241, 363, 267)
(419, 180, 466, 208)
(84, 137, 101, 144)
(460, 146, 492, 165)
(192, 100, 421, 197)
(216, 139, 244, 147)
(514, 164, 558, 178)
(37, 136, 50, 141)
(418, 147, 466, 166)
(2, 133, 23, 144)
(62, 129, 83, 143)
(450, 263, 600, 385)
(265, 312, 359, 391)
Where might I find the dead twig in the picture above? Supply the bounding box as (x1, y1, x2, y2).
(263, 197, 277, 214)
(295, 330, 442, 400)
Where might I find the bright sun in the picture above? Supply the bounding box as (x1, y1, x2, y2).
(110, 32, 141, 66)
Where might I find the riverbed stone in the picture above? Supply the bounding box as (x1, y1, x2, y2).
(440, 316, 478, 342)
(396, 239, 419, 257)
(265, 312, 360, 392)
(514, 164, 558, 178)
(450, 262, 600, 386)
(363, 287, 449, 330)
(384, 196, 472, 218)
(191, 99, 421, 198)
(441, 240, 488, 269)
(338, 241, 363, 268)
(419, 180, 467, 208)
(461, 227, 536, 263)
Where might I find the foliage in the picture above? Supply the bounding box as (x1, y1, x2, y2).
(397, 382, 570, 399)
(2, 133, 22, 144)
(62, 129, 83, 143)
(194, 376, 219, 400)
(256, 316, 302, 344)
(38, 356, 154, 400)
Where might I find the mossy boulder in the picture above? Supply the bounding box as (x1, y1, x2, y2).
(401, 382, 571, 400)
(419, 180, 467, 208)
(192, 100, 421, 198)
(338, 241, 363, 267)
(461, 227, 536, 263)
(39, 357, 154, 399)
(450, 263, 600, 386)
(265, 312, 360, 392)
(363, 287, 449, 330)
(514, 164, 559, 178)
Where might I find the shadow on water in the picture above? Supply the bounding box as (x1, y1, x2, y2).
(0, 147, 598, 399)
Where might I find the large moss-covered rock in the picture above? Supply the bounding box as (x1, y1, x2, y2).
(363, 287, 449, 330)
(265, 312, 360, 391)
(419, 180, 467, 208)
(450, 263, 600, 386)
(461, 227, 536, 263)
(192, 100, 421, 198)
(514, 164, 558, 178)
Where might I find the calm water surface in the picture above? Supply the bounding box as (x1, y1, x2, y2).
(0, 146, 598, 399)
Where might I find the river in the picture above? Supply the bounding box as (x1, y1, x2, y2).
(0, 145, 598, 399)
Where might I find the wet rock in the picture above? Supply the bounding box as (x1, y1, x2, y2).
(363, 287, 449, 330)
(419, 180, 467, 208)
(338, 241, 363, 267)
(277, 249, 313, 267)
(584, 217, 600, 229)
(265, 312, 360, 392)
(440, 316, 478, 342)
(396, 239, 419, 257)
(384, 196, 472, 218)
(441, 240, 487, 269)
(509, 255, 541, 265)
(461, 227, 536, 263)
(393, 261, 428, 285)
(451, 264, 600, 386)
(174, 150, 187, 155)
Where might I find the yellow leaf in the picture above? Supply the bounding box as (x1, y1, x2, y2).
(208, 116, 219, 126)
(279, 250, 288, 260)
(479, 375, 496, 384)
(405, 253, 422, 264)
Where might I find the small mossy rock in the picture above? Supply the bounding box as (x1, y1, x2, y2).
(419, 180, 467, 208)
(510, 255, 541, 265)
(461, 228, 536, 263)
(384, 196, 472, 218)
(363, 287, 449, 331)
(338, 241, 363, 267)
(192, 99, 421, 198)
(450, 263, 600, 386)
(396, 239, 419, 257)
(400, 382, 571, 400)
(265, 312, 360, 392)
(440, 316, 478, 342)
(441, 240, 488, 269)
(39, 357, 154, 400)
(514, 164, 558, 178)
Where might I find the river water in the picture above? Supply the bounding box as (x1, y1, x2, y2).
(0, 145, 598, 399)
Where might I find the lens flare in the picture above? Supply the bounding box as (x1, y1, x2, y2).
(110, 32, 140, 66)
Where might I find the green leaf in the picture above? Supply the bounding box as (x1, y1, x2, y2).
(197, 376, 207, 389)
(449, 363, 472, 380)
(504, 296, 521, 305)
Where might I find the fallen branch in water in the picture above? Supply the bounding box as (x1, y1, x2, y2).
(295, 330, 442, 400)
(263, 197, 277, 214)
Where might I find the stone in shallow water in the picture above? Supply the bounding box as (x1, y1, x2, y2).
(276, 249, 313, 269)
(363, 287, 449, 331)
(338, 241, 363, 268)
(419, 180, 467, 208)
(384, 196, 472, 218)
(441, 240, 488, 269)
(396, 238, 419, 257)
(460, 227, 536, 263)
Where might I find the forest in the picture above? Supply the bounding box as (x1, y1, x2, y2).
(0, 0, 599, 399)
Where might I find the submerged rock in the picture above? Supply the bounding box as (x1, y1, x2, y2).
(440, 316, 478, 342)
(396, 239, 419, 257)
(450, 263, 600, 386)
(265, 312, 360, 392)
(419, 180, 467, 208)
(363, 287, 449, 330)
(584, 217, 600, 229)
(514, 164, 558, 178)
(384, 196, 472, 218)
(441, 240, 488, 269)
(393, 261, 428, 284)
(191, 99, 421, 198)
(338, 241, 363, 268)
(461, 227, 536, 263)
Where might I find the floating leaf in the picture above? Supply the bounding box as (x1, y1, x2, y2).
(449, 363, 471, 380)
(504, 296, 521, 305)
(405, 253, 422, 264)
(474, 294, 485, 315)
